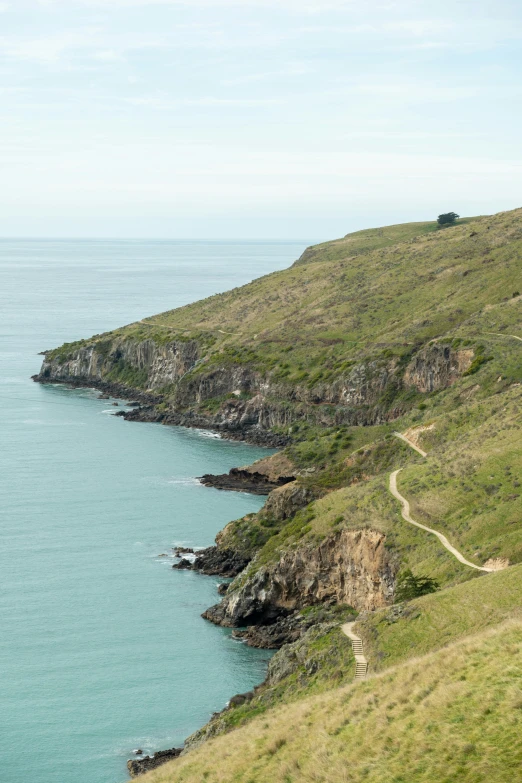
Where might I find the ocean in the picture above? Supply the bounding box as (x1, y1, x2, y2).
(0, 239, 306, 783)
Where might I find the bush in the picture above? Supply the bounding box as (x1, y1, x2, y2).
(395, 569, 439, 602)
(437, 212, 460, 226)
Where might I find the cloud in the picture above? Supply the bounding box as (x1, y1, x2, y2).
(0, 28, 166, 64)
(92, 49, 125, 62)
(222, 63, 313, 86)
(124, 93, 283, 109)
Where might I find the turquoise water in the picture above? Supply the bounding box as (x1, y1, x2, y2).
(0, 240, 306, 783)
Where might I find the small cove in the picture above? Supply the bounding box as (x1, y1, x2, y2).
(0, 239, 305, 783)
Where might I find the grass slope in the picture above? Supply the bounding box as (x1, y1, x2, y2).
(360, 563, 522, 670)
(51, 210, 520, 398)
(139, 620, 522, 783)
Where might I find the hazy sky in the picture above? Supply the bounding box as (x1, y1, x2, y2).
(1, 0, 521, 238)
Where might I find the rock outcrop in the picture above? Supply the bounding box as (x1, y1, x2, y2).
(203, 529, 398, 634)
(199, 468, 294, 495)
(199, 451, 297, 494)
(38, 338, 200, 390)
(262, 480, 318, 521)
(127, 747, 182, 778)
(404, 344, 473, 392)
(192, 547, 251, 577)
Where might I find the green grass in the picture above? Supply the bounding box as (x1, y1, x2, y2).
(191, 608, 358, 742)
(48, 209, 521, 425)
(359, 563, 522, 670)
(224, 379, 522, 598)
(139, 620, 522, 783)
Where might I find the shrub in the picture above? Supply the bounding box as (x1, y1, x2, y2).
(395, 569, 439, 602)
(437, 212, 460, 226)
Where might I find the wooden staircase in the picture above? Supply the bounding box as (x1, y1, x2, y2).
(341, 623, 368, 680)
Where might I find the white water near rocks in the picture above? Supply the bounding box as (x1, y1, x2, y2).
(0, 239, 306, 783)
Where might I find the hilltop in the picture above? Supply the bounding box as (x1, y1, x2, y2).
(34, 209, 522, 781)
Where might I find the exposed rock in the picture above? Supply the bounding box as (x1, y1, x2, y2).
(404, 344, 473, 392)
(217, 583, 230, 595)
(173, 546, 194, 556)
(203, 529, 398, 633)
(266, 621, 341, 684)
(172, 558, 192, 570)
(231, 612, 309, 649)
(127, 747, 182, 777)
(34, 329, 477, 445)
(228, 691, 254, 708)
(262, 480, 318, 521)
(193, 546, 250, 578)
(199, 468, 294, 495)
(484, 557, 510, 571)
(38, 338, 199, 390)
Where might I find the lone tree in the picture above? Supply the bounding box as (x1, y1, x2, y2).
(437, 211, 460, 226)
(395, 569, 439, 602)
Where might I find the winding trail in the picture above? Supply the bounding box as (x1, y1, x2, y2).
(136, 319, 241, 336)
(485, 332, 522, 343)
(389, 468, 494, 573)
(341, 623, 368, 680)
(393, 431, 427, 457)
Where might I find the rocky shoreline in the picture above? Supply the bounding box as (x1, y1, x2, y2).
(127, 748, 183, 778)
(198, 467, 295, 494)
(173, 545, 251, 578)
(33, 373, 288, 447)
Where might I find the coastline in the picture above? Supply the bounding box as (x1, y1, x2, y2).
(33, 372, 283, 779)
(33, 374, 288, 448)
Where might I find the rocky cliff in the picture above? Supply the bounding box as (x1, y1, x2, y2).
(203, 529, 398, 631)
(404, 344, 473, 392)
(35, 334, 472, 445)
(38, 338, 200, 390)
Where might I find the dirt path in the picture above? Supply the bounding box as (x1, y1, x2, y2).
(389, 469, 493, 573)
(486, 332, 522, 343)
(137, 319, 241, 336)
(341, 622, 368, 679)
(393, 432, 427, 457)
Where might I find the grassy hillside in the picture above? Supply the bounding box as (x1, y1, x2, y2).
(293, 217, 478, 265)
(359, 563, 522, 669)
(139, 619, 522, 783)
(49, 210, 520, 400)
(218, 375, 522, 596)
(185, 566, 522, 751)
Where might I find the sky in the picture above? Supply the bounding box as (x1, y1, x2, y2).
(0, 0, 521, 238)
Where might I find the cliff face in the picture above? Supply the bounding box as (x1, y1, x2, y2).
(36, 337, 472, 442)
(262, 481, 318, 521)
(404, 345, 473, 392)
(38, 338, 200, 390)
(203, 529, 398, 629)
